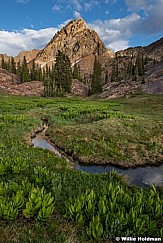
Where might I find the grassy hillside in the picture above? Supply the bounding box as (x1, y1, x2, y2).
(0, 94, 162, 242)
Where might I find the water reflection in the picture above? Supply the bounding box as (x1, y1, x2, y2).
(32, 135, 163, 188)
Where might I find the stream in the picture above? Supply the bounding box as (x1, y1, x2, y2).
(32, 133, 163, 188)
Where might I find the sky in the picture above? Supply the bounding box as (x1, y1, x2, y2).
(0, 0, 163, 56)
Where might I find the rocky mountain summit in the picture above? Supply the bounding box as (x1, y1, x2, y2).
(33, 18, 112, 78)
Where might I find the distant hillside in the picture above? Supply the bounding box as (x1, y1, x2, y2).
(117, 37, 163, 61)
(100, 37, 163, 98)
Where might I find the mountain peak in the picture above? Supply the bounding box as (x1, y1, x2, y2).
(65, 18, 88, 28)
(50, 17, 89, 44)
(34, 18, 110, 77)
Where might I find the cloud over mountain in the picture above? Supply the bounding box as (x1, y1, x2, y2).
(0, 28, 58, 56)
(0, 0, 163, 56)
(89, 0, 163, 50)
(89, 13, 140, 51)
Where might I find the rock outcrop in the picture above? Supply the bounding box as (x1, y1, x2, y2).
(0, 68, 43, 96)
(142, 61, 163, 94)
(100, 37, 163, 98)
(14, 49, 40, 64)
(0, 68, 20, 84)
(0, 54, 11, 64)
(71, 79, 89, 96)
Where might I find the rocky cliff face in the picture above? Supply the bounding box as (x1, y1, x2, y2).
(0, 49, 39, 67)
(33, 18, 112, 78)
(117, 37, 163, 61)
(100, 37, 163, 98)
(0, 54, 11, 64)
(14, 49, 40, 64)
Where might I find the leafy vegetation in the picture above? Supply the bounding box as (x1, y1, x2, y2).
(65, 184, 163, 240)
(0, 93, 162, 242)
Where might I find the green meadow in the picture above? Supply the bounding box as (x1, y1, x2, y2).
(0, 93, 162, 242)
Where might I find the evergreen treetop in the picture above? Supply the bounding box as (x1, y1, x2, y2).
(90, 57, 103, 95)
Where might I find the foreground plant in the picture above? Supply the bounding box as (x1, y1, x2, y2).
(23, 186, 54, 221)
(65, 185, 163, 241)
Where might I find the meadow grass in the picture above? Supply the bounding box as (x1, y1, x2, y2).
(46, 94, 163, 167)
(0, 93, 162, 242)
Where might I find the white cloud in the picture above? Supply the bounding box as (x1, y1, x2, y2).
(108, 40, 129, 52)
(88, 0, 163, 51)
(16, 0, 30, 3)
(89, 13, 141, 51)
(138, 0, 163, 34)
(58, 19, 72, 29)
(125, 0, 163, 34)
(52, 0, 100, 12)
(125, 0, 153, 11)
(72, 0, 82, 11)
(0, 28, 58, 56)
(73, 11, 81, 19)
(52, 5, 63, 12)
(83, 1, 98, 11)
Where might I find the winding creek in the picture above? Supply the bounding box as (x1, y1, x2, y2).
(32, 133, 163, 188)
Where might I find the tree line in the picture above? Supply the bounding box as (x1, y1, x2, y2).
(1, 55, 42, 83)
(1, 51, 104, 97)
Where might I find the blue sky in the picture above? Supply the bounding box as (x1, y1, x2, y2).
(0, 0, 163, 56)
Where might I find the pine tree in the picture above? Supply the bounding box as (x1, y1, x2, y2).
(127, 61, 132, 76)
(43, 65, 50, 96)
(35, 66, 43, 81)
(30, 59, 36, 81)
(6, 58, 11, 71)
(16, 61, 21, 77)
(72, 62, 81, 80)
(90, 57, 103, 95)
(136, 53, 144, 76)
(62, 54, 72, 93)
(132, 63, 137, 81)
(21, 56, 30, 82)
(54, 51, 64, 95)
(11, 57, 16, 74)
(111, 60, 118, 82)
(54, 50, 72, 95)
(1, 56, 7, 69)
(105, 70, 109, 84)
